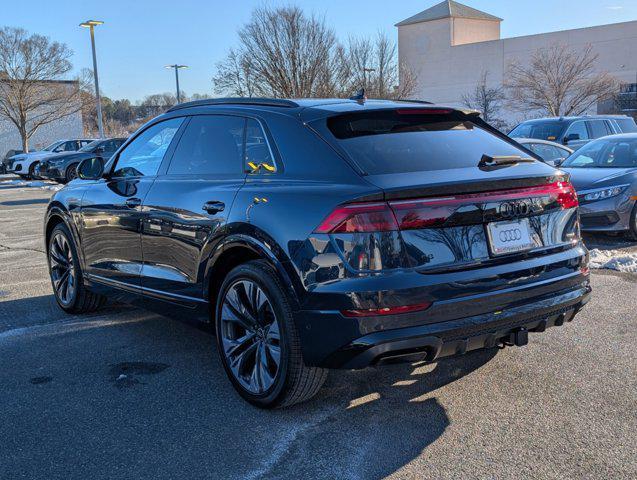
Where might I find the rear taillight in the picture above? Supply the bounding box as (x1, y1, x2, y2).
(315, 181, 578, 234)
(314, 202, 398, 233)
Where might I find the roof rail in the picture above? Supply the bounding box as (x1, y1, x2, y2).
(167, 97, 300, 112)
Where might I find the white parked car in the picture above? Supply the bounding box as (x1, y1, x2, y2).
(7, 139, 96, 179)
(513, 138, 573, 167)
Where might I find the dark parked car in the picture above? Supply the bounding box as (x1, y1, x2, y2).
(36, 138, 127, 183)
(513, 138, 573, 166)
(560, 133, 637, 237)
(44, 98, 590, 408)
(509, 115, 637, 150)
(8, 139, 96, 179)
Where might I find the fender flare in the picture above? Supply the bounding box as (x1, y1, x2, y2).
(204, 233, 305, 310)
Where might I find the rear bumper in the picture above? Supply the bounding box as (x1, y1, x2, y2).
(316, 282, 590, 368)
(295, 245, 590, 368)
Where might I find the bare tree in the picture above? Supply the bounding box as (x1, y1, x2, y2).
(212, 7, 417, 99)
(213, 6, 337, 98)
(344, 33, 416, 99)
(0, 27, 83, 152)
(462, 71, 506, 128)
(505, 43, 618, 117)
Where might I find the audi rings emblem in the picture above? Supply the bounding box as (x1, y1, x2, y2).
(499, 228, 522, 242)
(499, 201, 531, 218)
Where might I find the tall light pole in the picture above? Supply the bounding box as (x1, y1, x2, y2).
(363, 67, 376, 90)
(80, 20, 105, 138)
(165, 65, 187, 103)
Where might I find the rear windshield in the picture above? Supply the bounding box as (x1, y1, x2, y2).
(509, 120, 566, 141)
(324, 110, 529, 175)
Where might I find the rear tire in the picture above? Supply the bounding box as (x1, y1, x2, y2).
(48, 223, 106, 314)
(215, 260, 327, 408)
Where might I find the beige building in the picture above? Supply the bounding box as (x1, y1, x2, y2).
(396, 0, 637, 125)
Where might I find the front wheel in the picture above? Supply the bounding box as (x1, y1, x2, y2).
(65, 163, 78, 183)
(48, 223, 106, 313)
(215, 260, 327, 408)
(629, 202, 637, 240)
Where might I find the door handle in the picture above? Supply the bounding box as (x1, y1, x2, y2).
(203, 201, 225, 214)
(125, 197, 142, 208)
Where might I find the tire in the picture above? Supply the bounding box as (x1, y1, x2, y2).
(28, 162, 38, 180)
(65, 163, 79, 183)
(215, 260, 327, 408)
(628, 202, 637, 241)
(48, 223, 106, 314)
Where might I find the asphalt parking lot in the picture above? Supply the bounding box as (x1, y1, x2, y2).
(1, 178, 636, 480)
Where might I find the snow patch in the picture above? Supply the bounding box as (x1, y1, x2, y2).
(2, 179, 62, 191)
(589, 248, 637, 273)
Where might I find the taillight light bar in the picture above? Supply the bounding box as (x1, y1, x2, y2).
(314, 181, 578, 234)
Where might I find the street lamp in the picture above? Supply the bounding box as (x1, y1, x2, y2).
(363, 67, 376, 89)
(165, 65, 188, 103)
(79, 20, 105, 138)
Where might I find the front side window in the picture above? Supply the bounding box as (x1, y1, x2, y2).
(323, 110, 530, 175)
(565, 121, 589, 140)
(588, 120, 610, 139)
(113, 118, 183, 177)
(168, 115, 244, 175)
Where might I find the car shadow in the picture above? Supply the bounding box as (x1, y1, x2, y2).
(259, 348, 498, 479)
(0, 295, 498, 480)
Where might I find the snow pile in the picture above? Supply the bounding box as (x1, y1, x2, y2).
(1, 179, 62, 191)
(588, 248, 637, 273)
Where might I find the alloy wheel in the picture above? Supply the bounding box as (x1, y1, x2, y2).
(49, 232, 76, 306)
(219, 280, 281, 394)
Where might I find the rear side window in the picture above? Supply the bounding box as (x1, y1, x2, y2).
(324, 110, 530, 175)
(168, 115, 245, 175)
(615, 118, 637, 133)
(245, 119, 276, 173)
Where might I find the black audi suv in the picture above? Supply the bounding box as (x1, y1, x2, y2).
(44, 98, 591, 407)
(36, 137, 127, 183)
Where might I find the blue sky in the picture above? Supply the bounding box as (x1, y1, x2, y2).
(3, 0, 636, 102)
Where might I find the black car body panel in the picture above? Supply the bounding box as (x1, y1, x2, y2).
(45, 98, 590, 369)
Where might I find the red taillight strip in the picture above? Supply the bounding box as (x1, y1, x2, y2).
(341, 302, 432, 317)
(315, 181, 578, 234)
(314, 202, 398, 234)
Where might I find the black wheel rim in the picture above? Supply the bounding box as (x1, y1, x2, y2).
(219, 280, 281, 394)
(67, 166, 77, 181)
(49, 233, 76, 306)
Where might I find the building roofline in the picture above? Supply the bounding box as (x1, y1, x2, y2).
(395, 0, 502, 27)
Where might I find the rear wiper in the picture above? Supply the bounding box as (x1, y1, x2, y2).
(479, 154, 535, 168)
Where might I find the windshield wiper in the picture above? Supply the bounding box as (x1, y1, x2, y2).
(479, 154, 535, 168)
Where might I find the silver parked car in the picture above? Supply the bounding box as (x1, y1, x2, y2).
(514, 138, 573, 166)
(560, 133, 637, 238)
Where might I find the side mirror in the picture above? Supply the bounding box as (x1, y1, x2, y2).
(563, 133, 580, 145)
(77, 157, 105, 180)
(553, 158, 564, 167)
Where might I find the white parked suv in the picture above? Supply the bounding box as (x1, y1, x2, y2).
(7, 139, 96, 179)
